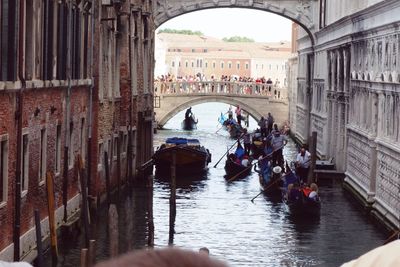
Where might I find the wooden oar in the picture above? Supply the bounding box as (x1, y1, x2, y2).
(227, 144, 285, 183)
(215, 125, 225, 134)
(383, 229, 400, 245)
(213, 137, 243, 168)
(251, 173, 287, 202)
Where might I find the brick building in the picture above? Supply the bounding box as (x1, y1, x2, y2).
(0, 0, 155, 262)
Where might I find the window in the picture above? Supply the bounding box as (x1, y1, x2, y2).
(192, 49, 195, 52)
(57, 1, 68, 80)
(203, 49, 207, 53)
(42, 0, 54, 80)
(245, 63, 249, 70)
(191, 61, 194, 68)
(0, 136, 9, 204)
(55, 125, 61, 174)
(221, 62, 224, 69)
(185, 61, 188, 68)
(196, 59, 199, 68)
(25, 0, 34, 80)
(200, 59, 203, 68)
(172, 61, 175, 67)
(237, 62, 240, 70)
(178, 61, 181, 67)
(262, 64, 264, 70)
(212, 62, 216, 69)
(205, 62, 208, 68)
(228, 62, 232, 69)
(39, 128, 47, 183)
(21, 133, 29, 193)
(269, 64, 272, 70)
(1, 0, 18, 81)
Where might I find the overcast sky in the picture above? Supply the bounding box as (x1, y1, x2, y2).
(157, 8, 292, 43)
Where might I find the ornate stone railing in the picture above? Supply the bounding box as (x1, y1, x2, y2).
(154, 81, 287, 100)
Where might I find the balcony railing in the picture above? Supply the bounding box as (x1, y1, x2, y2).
(154, 81, 287, 100)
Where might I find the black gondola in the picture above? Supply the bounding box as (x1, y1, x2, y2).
(256, 163, 282, 197)
(281, 164, 321, 217)
(182, 115, 198, 130)
(224, 142, 252, 178)
(153, 137, 211, 176)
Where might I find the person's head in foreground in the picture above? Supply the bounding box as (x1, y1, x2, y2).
(199, 247, 210, 256)
(95, 248, 228, 267)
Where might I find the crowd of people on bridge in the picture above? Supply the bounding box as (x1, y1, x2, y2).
(154, 73, 284, 98)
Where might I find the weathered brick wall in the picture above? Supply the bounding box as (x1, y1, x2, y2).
(0, 85, 89, 252)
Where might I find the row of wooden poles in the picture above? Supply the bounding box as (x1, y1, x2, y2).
(32, 149, 127, 266)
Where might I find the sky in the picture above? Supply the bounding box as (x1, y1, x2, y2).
(157, 8, 292, 43)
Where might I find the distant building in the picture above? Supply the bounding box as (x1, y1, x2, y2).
(155, 33, 291, 85)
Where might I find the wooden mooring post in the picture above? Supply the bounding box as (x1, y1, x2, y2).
(108, 204, 119, 257)
(104, 151, 111, 206)
(80, 248, 88, 267)
(147, 175, 155, 247)
(307, 131, 317, 185)
(88, 239, 96, 267)
(78, 154, 90, 248)
(46, 171, 58, 263)
(34, 209, 44, 267)
(168, 152, 177, 246)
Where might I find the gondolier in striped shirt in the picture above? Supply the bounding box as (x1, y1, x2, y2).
(271, 125, 287, 168)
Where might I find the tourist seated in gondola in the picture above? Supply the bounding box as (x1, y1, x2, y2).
(241, 155, 250, 167)
(288, 183, 302, 202)
(300, 183, 319, 201)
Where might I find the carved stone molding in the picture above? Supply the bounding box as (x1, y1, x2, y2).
(154, 0, 316, 33)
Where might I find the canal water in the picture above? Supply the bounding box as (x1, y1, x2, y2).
(44, 103, 387, 267)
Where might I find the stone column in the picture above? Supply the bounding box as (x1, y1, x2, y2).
(377, 91, 385, 138)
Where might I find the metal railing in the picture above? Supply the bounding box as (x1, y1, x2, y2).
(154, 81, 287, 99)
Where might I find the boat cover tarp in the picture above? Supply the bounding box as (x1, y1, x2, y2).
(166, 137, 200, 145)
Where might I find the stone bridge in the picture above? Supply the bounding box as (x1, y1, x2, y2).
(154, 0, 317, 44)
(154, 81, 289, 128)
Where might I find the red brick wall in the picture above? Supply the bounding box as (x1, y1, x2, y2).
(0, 85, 90, 251)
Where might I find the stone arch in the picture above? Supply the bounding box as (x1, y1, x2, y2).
(154, 1, 316, 45)
(157, 96, 266, 127)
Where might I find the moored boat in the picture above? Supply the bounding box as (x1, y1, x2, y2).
(281, 165, 321, 217)
(153, 137, 211, 176)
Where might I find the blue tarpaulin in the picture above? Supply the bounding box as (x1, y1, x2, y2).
(166, 137, 200, 145)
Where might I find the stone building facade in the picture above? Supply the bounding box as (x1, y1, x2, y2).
(0, 0, 155, 262)
(290, 0, 400, 229)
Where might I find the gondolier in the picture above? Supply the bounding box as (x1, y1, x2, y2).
(271, 126, 287, 168)
(295, 146, 311, 184)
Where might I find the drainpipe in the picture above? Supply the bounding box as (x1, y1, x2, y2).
(62, 0, 73, 223)
(87, 0, 94, 197)
(14, 0, 25, 261)
(127, 6, 134, 186)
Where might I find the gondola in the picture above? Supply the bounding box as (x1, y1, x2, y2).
(224, 142, 252, 178)
(281, 164, 321, 217)
(256, 162, 282, 197)
(182, 115, 198, 130)
(153, 137, 211, 176)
